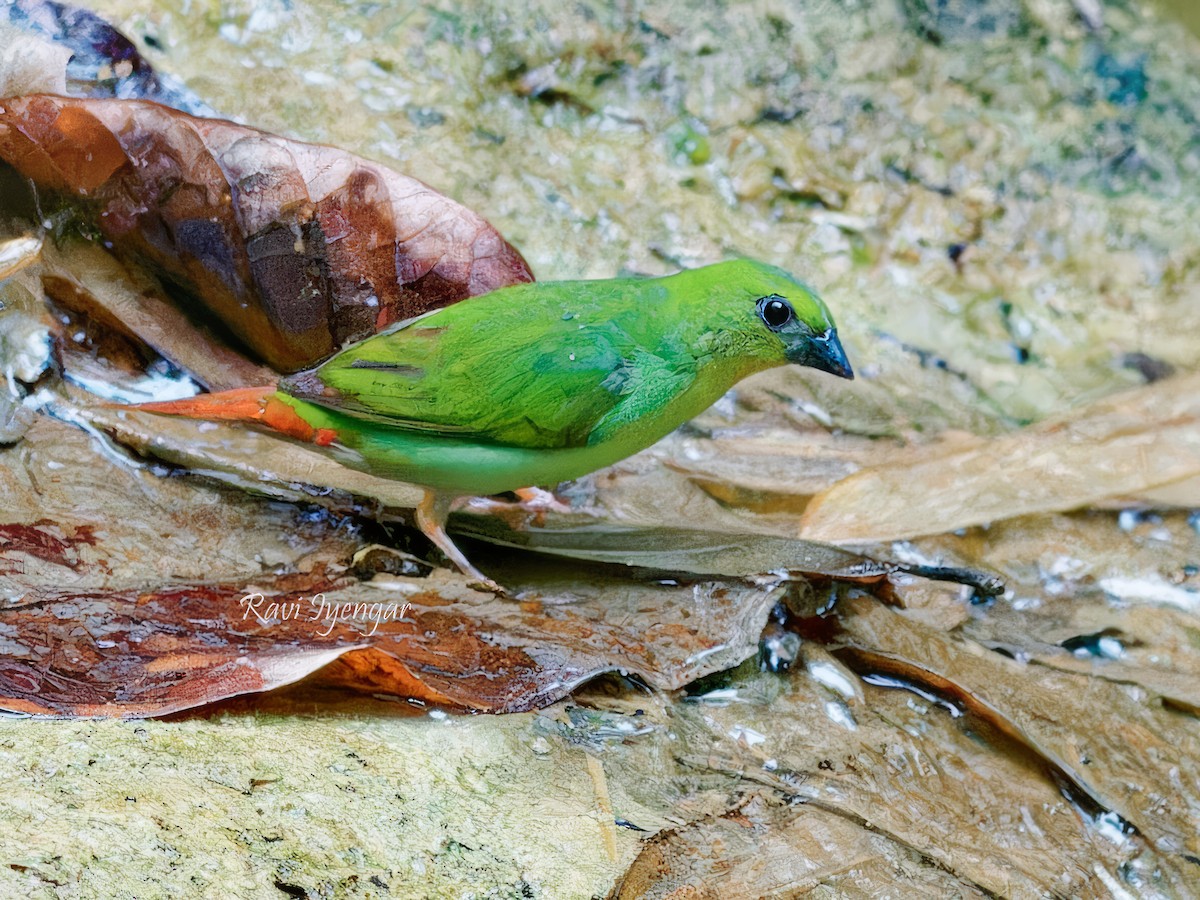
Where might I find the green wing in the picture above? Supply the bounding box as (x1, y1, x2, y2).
(281, 284, 697, 450)
(584, 349, 694, 447)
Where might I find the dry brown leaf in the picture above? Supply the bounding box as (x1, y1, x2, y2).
(799, 372, 1200, 544)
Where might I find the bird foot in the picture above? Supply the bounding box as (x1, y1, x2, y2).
(512, 486, 574, 515)
(459, 487, 573, 533)
(417, 491, 511, 596)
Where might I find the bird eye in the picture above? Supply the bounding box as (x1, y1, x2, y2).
(757, 295, 793, 330)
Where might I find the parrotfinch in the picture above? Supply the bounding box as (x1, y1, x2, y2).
(133, 259, 853, 587)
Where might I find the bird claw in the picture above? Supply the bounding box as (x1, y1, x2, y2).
(460, 487, 574, 532)
(465, 576, 509, 597)
(512, 486, 574, 515)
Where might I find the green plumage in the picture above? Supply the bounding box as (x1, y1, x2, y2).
(276, 259, 852, 497)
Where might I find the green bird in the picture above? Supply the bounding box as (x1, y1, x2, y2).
(137, 259, 853, 588)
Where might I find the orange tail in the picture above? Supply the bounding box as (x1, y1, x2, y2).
(128, 386, 275, 422)
(123, 385, 340, 447)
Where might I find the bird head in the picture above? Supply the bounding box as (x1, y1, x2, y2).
(701, 259, 854, 380)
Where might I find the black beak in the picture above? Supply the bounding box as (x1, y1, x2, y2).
(796, 328, 854, 379)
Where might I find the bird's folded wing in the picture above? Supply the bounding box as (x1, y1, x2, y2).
(585, 350, 695, 446)
(281, 319, 696, 450)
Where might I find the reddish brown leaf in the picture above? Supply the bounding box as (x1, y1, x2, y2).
(0, 93, 534, 371)
(0, 418, 792, 716)
(0, 573, 786, 717)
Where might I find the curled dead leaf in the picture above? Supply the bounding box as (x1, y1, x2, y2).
(0, 571, 790, 716)
(0, 93, 534, 371)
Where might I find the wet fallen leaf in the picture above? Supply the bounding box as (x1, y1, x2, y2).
(2, 570, 791, 716)
(1, 417, 367, 590)
(833, 595, 1200, 863)
(1, 416, 800, 716)
(39, 238, 275, 392)
(626, 644, 1194, 897)
(0, 93, 533, 371)
(613, 796, 993, 898)
(905, 510, 1200, 715)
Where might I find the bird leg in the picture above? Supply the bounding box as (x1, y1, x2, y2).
(415, 490, 503, 594)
